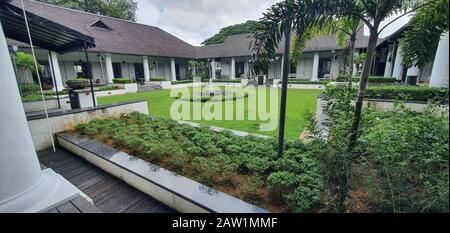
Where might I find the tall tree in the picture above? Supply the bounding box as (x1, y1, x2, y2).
(401, 0, 449, 68)
(202, 20, 262, 45)
(36, 0, 138, 22)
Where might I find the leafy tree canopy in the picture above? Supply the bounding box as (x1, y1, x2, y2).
(202, 20, 262, 45)
(37, 0, 138, 22)
(401, 0, 449, 68)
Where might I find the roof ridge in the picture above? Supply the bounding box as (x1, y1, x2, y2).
(26, 0, 161, 31)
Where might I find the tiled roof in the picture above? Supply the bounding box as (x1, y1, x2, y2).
(8, 0, 372, 59)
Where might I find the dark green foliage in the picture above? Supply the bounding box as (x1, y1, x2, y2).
(97, 85, 121, 91)
(112, 78, 133, 84)
(171, 80, 193, 85)
(36, 0, 138, 22)
(76, 112, 323, 212)
(19, 83, 40, 96)
(359, 105, 449, 212)
(401, 0, 449, 68)
(288, 80, 329, 85)
(202, 20, 261, 45)
(335, 76, 397, 84)
(150, 78, 165, 81)
(326, 84, 449, 103)
(66, 78, 90, 89)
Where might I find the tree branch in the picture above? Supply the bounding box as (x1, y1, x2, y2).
(377, 0, 438, 35)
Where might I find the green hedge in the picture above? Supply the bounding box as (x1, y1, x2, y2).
(150, 78, 165, 81)
(112, 78, 133, 84)
(327, 85, 449, 103)
(336, 76, 397, 84)
(172, 80, 193, 84)
(19, 83, 40, 96)
(288, 80, 329, 85)
(97, 85, 122, 91)
(202, 79, 241, 83)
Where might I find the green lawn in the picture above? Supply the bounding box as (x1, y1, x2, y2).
(97, 87, 322, 139)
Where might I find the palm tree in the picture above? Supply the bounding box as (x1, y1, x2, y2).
(251, 0, 431, 212)
(401, 0, 449, 69)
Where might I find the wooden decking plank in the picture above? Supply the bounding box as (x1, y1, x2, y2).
(55, 201, 81, 213)
(38, 147, 175, 213)
(70, 196, 102, 213)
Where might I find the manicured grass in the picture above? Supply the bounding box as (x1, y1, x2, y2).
(97, 87, 322, 139)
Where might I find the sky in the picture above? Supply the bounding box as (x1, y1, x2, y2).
(135, 0, 412, 46)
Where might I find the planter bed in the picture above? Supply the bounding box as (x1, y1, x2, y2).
(56, 131, 268, 213)
(68, 113, 324, 213)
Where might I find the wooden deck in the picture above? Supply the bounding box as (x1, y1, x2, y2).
(38, 148, 176, 213)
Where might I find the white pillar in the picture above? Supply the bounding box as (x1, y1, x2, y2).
(143, 56, 150, 82)
(0, 23, 79, 212)
(280, 56, 284, 79)
(231, 57, 236, 80)
(48, 51, 64, 91)
(170, 58, 176, 81)
(211, 58, 216, 80)
(392, 39, 404, 80)
(311, 52, 320, 81)
(430, 32, 449, 88)
(104, 53, 114, 84)
(383, 43, 395, 77)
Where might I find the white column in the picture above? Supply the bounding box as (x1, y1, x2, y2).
(280, 56, 284, 79)
(430, 32, 449, 88)
(211, 58, 216, 79)
(170, 58, 176, 81)
(48, 51, 64, 91)
(0, 23, 79, 212)
(383, 43, 395, 77)
(104, 53, 114, 84)
(231, 57, 236, 80)
(143, 56, 150, 82)
(311, 52, 320, 81)
(392, 39, 404, 80)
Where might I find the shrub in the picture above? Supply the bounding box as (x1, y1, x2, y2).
(66, 78, 89, 89)
(171, 80, 193, 84)
(112, 78, 133, 84)
(240, 175, 265, 202)
(359, 105, 449, 212)
(326, 84, 449, 103)
(267, 171, 299, 199)
(97, 85, 121, 91)
(150, 77, 165, 81)
(288, 80, 329, 85)
(19, 83, 40, 96)
(336, 76, 397, 84)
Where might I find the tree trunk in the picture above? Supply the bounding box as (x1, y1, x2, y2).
(348, 35, 356, 89)
(348, 31, 379, 149)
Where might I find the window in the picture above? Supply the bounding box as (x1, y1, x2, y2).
(112, 63, 122, 78)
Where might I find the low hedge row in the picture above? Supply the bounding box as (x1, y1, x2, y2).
(327, 85, 449, 103)
(336, 76, 397, 84)
(202, 79, 241, 83)
(171, 80, 193, 84)
(287, 80, 329, 85)
(150, 78, 165, 81)
(112, 78, 133, 84)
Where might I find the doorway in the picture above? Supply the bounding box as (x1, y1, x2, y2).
(134, 63, 144, 83)
(235, 62, 245, 78)
(318, 57, 331, 79)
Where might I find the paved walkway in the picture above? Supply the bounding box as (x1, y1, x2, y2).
(38, 148, 176, 213)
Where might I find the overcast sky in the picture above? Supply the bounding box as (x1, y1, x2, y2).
(135, 0, 412, 46)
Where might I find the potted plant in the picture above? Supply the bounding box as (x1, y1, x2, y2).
(66, 77, 90, 89)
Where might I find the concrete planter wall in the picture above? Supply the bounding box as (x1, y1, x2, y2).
(116, 83, 137, 93)
(56, 132, 269, 213)
(193, 76, 202, 83)
(94, 89, 126, 98)
(26, 100, 148, 151)
(285, 84, 325, 89)
(22, 96, 71, 112)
